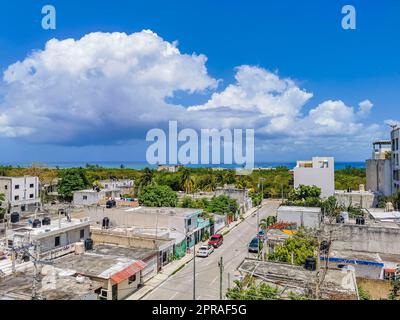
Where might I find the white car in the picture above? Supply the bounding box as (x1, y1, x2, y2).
(196, 245, 214, 257)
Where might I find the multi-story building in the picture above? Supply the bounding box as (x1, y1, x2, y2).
(99, 179, 134, 195)
(366, 140, 393, 196)
(392, 127, 400, 192)
(0, 176, 40, 214)
(293, 157, 335, 198)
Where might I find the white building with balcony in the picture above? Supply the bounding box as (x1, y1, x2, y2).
(0, 176, 40, 214)
(293, 157, 335, 198)
(392, 127, 400, 192)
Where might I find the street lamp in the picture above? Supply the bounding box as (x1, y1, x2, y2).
(258, 178, 266, 233)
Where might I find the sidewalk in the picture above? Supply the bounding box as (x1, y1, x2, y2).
(126, 204, 262, 300)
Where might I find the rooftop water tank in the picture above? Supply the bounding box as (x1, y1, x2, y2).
(42, 217, 51, 226)
(102, 217, 110, 229)
(10, 212, 20, 224)
(32, 219, 42, 228)
(356, 217, 365, 225)
(305, 256, 316, 271)
(84, 238, 93, 251)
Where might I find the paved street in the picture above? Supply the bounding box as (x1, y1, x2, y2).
(143, 200, 280, 300)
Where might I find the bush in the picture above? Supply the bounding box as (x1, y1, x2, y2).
(138, 185, 177, 207)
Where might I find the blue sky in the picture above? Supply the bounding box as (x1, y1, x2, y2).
(0, 0, 399, 164)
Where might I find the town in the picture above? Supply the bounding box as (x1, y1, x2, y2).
(0, 125, 399, 301)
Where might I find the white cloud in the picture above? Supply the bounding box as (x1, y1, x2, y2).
(0, 30, 383, 158)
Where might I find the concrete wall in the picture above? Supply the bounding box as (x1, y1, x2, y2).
(366, 159, 392, 196)
(294, 157, 335, 198)
(334, 191, 378, 209)
(325, 223, 400, 255)
(277, 206, 321, 229)
(37, 225, 90, 252)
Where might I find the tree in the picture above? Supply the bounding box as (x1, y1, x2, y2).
(180, 168, 194, 194)
(58, 168, 90, 201)
(137, 167, 154, 188)
(226, 281, 279, 300)
(181, 196, 194, 208)
(138, 185, 177, 207)
(268, 230, 317, 266)
(204, 195, 239, 216)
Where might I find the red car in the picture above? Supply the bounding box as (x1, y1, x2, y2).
(208, 234, 223, 248)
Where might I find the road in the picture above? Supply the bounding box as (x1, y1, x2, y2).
(143, 200, 280, 300)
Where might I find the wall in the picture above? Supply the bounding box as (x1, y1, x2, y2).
(0, 177, 40, 213)
(294, 157, 335, 198)
(325, 223, 400, 255)
(366, 159, 392, 196)
(277, 207, 321, 229)
(37, 225, 90, 252)
(334, 191, 377, 209)
(117, 276, 140, 300)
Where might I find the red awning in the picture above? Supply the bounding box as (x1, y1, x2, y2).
(111, 261, 146, 284)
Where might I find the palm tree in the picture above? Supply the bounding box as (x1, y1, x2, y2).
(180, 168, 194, 194)
(138, 168, 154, 189)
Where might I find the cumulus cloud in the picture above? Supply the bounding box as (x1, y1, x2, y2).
(0, 30, 217, 144)
(0, 30, 383, 157)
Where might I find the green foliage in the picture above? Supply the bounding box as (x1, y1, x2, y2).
(268, 230, 317, 266)
(388, 278, 400, 300)
(249, 191, 262, 207)
(180, 196, 194, 208)
(137, 167, 154, 188)
(358, 286, 371, 300)
(58, 168, 90, 200)
(226, 281, 279, 300)
(335, 167, 366, 190)
(138, 185, 177, 207)
(204, 195, 239, 216)
(284, 185, 322, 207)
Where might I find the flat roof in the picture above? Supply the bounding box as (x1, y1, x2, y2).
(334, 190, 375, 196)
(366, 209, 400, 220)
(91, 244, 157, 262)
(278, 206, 321, 213)
(110, 206, 202, 217)
(8, 217, 90, 239)
(52, 252, 141, 280)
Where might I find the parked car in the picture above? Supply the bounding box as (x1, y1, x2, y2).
(196, 245, 214, 258)
(248, 237, 259, 253)
(257, 229, 266, 240)
(208, 234, 224, 248)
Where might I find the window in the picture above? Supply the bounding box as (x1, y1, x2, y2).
(4, 185, 7, 190)
(14, 195, 19, 201)
(55, 236, 60, 247)
(29, 183, 34, 188)
(187, 218, 192, 226)
(128, 274, 136, 284)
(83, 195, 88, 200)
(14, 185, 19, 190)
(29, 194, 34, 199)
(80, 229, 85, 239)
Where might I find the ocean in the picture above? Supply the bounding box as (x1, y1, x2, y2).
(0, 161, 366, 170)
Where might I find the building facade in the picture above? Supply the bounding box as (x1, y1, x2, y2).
(0, 176, 40, 214)
(366, 140, 393, 196)
(73, 188, 121, 206)
(293, 157, 335, 198)
(392, 127, 400, 192)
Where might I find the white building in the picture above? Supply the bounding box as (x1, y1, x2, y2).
(277, 206, 321, 229)
(73, 188, 121, 206)
(366, 140, 393, 196)
(293, 157, 335, 198)
(0, 176, 40, 214)
(391, 127, 400, 192)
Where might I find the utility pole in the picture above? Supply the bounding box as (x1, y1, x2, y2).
(192, 233, 196, 301)
(31, 241, 40, 300)
(218, 257, 224, 300)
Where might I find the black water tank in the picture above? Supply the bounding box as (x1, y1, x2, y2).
(106, 200, 113, 209)
(10, 212, 20, 224)
(320, 240, 330, 254)
(336, 215, 344, 224)
(305, 256, 316, 271)
(84, 238, 94, 251)
(102, 217, 110, 229)
(42, 217, 51, 226)
(356, 217, 365, 225)
(32, 219, 42, 228)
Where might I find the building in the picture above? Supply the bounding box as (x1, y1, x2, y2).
(334, 187, 378, 209)
(99, 179, 134, 195)
(277, 206, 321, 229)
(85, 206, 210, 258)
(0, 176, 40, 214)
(366, 140, 393, 196)
(73, 187, 121, 206)
(293, 157, 335, 198)
(51, 250, 146, 300)
(392, 126, 400, 192)
(5, 216, 91, 254)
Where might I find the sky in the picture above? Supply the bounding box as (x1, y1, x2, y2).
(0, 0, 399, 164)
